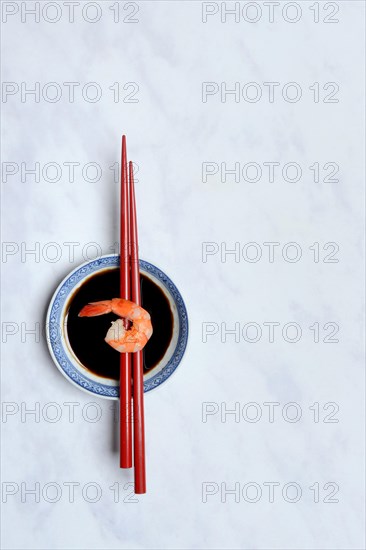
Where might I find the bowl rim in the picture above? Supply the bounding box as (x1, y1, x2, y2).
(45, 254, 189, 399)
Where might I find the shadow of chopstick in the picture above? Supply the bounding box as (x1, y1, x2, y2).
(111, 400, 119, 454)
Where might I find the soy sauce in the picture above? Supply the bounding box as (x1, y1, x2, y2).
(66, 268, 173, 380)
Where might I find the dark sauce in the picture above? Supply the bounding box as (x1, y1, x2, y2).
(66, 268, 173, 380)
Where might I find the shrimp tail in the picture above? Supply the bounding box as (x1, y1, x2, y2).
(78, 300, 112, 317)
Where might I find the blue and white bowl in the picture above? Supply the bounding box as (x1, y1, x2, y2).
(46, 255, 188, 398)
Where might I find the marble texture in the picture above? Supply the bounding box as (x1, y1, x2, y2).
(1, 1, 365, 549)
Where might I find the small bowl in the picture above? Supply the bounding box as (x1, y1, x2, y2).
(46, 255, 188, 398)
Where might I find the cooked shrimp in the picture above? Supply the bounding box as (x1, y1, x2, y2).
(78, 298, 153, 353)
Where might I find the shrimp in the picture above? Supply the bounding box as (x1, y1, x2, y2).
(78, 298, 153, 353)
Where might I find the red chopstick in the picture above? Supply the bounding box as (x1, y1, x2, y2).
(120, 136, 132, 469)
(129, 161, 146, 493)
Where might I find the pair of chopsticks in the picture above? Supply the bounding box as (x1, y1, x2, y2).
(119, 135, 146, 494)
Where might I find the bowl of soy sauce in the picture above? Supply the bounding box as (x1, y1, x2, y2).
(46, 255, 188, 398)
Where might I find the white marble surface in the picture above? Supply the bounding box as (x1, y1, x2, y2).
(1, 1, 365, 549)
